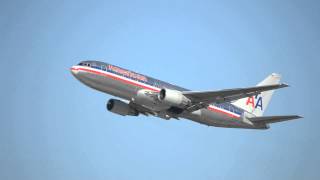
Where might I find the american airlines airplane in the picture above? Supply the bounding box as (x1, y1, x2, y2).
(70, 61, 301, 129)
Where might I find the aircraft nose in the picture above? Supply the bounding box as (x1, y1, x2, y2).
(70, 66, 79, 75)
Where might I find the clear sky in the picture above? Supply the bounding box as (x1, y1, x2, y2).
(1, 0, 319, 180)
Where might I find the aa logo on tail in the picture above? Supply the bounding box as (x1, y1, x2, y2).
(246, 95, 263, 111)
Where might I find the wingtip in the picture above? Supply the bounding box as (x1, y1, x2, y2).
(271, 73, 282, 78)
(281, 83, 289, 87)
(291, 115, 303, 119)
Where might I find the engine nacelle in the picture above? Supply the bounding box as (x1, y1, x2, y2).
(158, 89, 191, 107)
(106, 99, 139, 116)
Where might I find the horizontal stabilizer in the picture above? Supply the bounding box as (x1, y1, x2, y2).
(249, 115, 302, 124)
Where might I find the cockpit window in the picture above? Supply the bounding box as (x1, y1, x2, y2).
(78, 62, 91, 67)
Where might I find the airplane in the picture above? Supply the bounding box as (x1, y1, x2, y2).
(70, 60, 301, 129)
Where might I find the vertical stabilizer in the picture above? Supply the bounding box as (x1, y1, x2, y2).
(232, 73, 281, 117)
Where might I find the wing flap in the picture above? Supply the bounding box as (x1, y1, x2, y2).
(248, 115, 302, 124)
(129, 101, 156, 116)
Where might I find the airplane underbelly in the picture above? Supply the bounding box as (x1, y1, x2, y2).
(183, 109, 248, 128)
(203, 109, 242, 126)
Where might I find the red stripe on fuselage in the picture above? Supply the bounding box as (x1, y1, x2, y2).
(76, 67, 160, 92)
(207, 106, 240, 119)
(74, 67, 240, 119)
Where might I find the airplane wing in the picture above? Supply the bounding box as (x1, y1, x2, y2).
(248, 115, 302, 124)
(129, 101, 156, 116)
(182, 83, 288, 112)
(129, 101, 180, 119)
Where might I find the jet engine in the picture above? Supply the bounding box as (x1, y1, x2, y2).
(158, 89, 191, 108)
(106, 99, 139, 116)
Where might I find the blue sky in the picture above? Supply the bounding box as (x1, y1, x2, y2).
(1, 0, 319, 179)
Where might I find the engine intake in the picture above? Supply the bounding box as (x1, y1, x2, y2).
(107, 99, 139, 116)
(158, 89, 190, 108)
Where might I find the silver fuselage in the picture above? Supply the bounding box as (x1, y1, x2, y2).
(71, 61, 265, 129)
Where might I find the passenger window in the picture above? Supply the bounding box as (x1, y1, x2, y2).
(101, 65, 106, 71)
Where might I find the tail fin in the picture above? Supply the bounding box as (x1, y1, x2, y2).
(232, 73, 282, 117)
